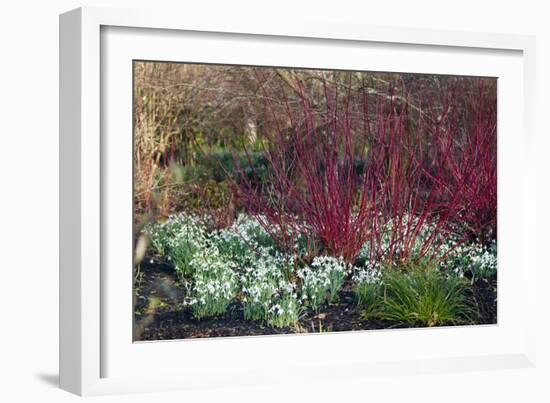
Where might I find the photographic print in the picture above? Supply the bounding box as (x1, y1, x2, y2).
(132, 62, 497, 341)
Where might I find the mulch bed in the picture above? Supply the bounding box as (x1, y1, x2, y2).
(133, 258, 497, 341)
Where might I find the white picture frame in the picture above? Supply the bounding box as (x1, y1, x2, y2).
(59, 6, 537, 396)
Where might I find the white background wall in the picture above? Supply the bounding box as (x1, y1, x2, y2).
(0, 1, 548, 401)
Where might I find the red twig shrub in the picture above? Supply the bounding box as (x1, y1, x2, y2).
(234, 70, 496, 265)
(431, 79, 497, 243)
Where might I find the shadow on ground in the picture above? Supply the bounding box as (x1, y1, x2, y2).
(35, 373, 59, 388)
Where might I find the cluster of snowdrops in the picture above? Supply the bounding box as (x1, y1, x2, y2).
(143, 213, 497, 329)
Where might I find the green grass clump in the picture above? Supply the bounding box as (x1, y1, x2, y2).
(354, 282, 383, 320)
(356, 263, 477, 327)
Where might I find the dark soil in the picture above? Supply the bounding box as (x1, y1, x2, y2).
(133, 258, 497, 341)
(472, 276, 497, 324)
